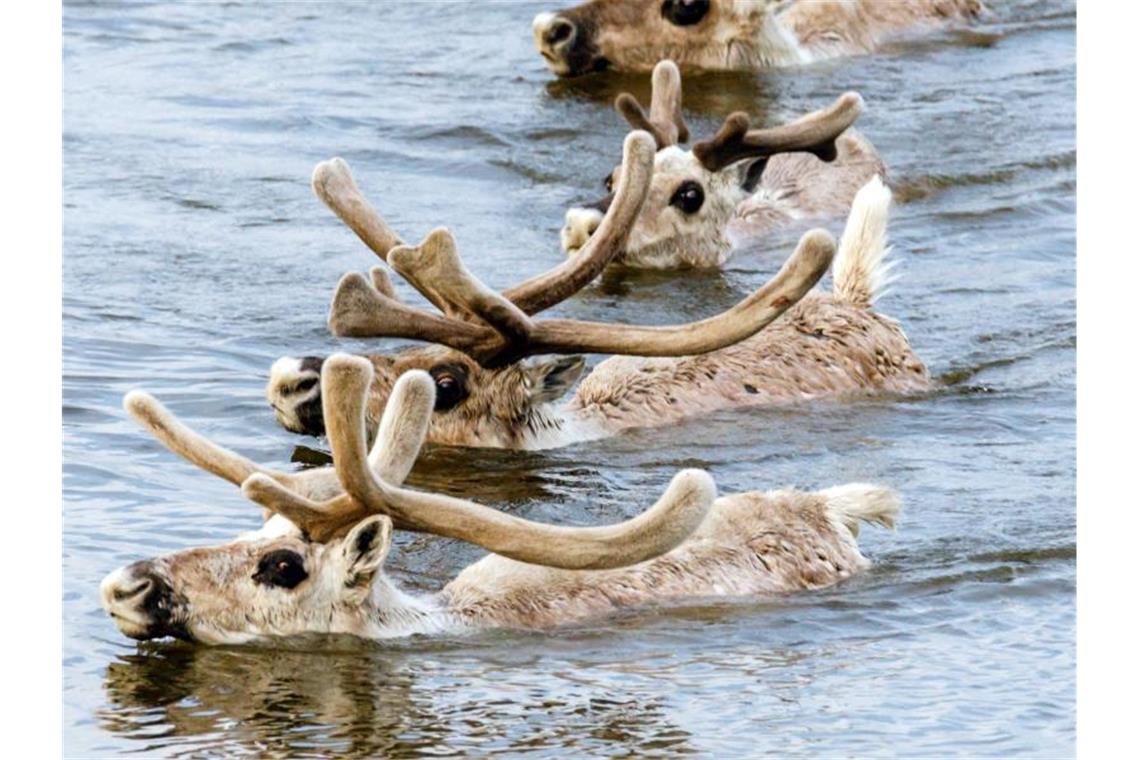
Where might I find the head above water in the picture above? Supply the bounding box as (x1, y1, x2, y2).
(101, 512, 397, 644)
(268, 348, 586, 448)
(103, 356, 717, 643)
(533, 0, 779, 77)
(561, 61, 864, 269)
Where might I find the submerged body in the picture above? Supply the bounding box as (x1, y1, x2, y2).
(570, 291, 927, 438)
(534, 0, 986, 76)
(442, 484, 895, 631)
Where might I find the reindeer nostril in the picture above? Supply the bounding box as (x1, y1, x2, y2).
(545, 18, 574, 47)
(112, 578, 152, 602)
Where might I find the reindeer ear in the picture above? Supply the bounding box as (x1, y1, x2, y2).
(738, 157, 768, 193)
(525, 356, 586, 404)
(340, 515, 393, 597)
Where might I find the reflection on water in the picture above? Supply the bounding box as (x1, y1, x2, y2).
(65, 0, 1074, 756)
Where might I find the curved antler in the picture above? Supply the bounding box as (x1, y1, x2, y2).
(124, 373, 430, 529)
(124, 392, 283, 488)
(326, 130, 654, 326)
(693, 92, 864, 172)
(523, 229, 835, 357)
(614, 59, 689, 149)
(312, 158, 403, 261)
(306, 355, 716, 568)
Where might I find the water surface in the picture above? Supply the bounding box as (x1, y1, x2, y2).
(64, 1, 1075, 755)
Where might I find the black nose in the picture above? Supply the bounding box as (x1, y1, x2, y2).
(299, 356, 326, 373)
(294, 393, 326, 437)
(111, 576, 154, 603)
(545, 17, 575, 47)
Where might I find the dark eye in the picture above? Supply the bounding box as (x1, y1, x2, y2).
(253, 549, 308, 590)
(430, 363, 470, 411)
(293, 377, 318, 394)
(662, 0, 709, 27)
(603, 173, 614, 192)
(669, 180, 705, 214)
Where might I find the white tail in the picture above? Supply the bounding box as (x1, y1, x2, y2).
(832, 175, 895, 308)
(820, 482, 900, 537)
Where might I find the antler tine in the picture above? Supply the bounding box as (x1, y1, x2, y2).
(328, 270, 491, 350)
(320, 354, 715, 569)
(614, 59, 690, 149)
(123, 391, 284, 487)
(315, 159, 466, 319)
(502, 130, 656, 315)
(312, 158, 403, 261)
(388, 228, 535, 346)
(242, 364, 436, 540)
(693, 92, 865, 173)
(519, 228, 836, 357)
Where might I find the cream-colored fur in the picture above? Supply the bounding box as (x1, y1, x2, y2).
(535, 0, 985, 76)
(831, 174, 894, 307)
(102, 483, 900, 644)
(563, 130, 886, 269)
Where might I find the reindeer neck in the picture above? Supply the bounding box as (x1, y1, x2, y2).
(357, 579, 460, 639)
(749, 7, 814, 67)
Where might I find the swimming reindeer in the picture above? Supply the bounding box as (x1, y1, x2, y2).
(268, 131, 930, 449)
(104, 355, 899, 645)
(534, 0, 986, 77)
(561, 60, 885, 268)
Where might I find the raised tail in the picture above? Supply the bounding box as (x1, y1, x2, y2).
(831, 175, 895, 308)
(820, 483, 900, 538)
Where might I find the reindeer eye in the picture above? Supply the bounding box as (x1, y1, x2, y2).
(669, 180, 705, 214)
(253, 549, 308, 590)
(294, 377, 318, 394)
(430, 363, 470, 412)
(662, 0, 709, 27)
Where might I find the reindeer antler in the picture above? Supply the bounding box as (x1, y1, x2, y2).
(693, 92, 864, 172)
(614, 59, 689, 149)
(125, 358, 715, 569)
(318, 132, 836, 368)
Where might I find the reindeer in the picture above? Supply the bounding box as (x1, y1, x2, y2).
(268, 131, 930, 450)
(103, 356, 900, 645)
(533, 0, 986, 77)
(561, 60, 885, 269)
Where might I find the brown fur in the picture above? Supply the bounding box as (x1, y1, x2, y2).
(537, 0, 985, 75)
(730, 130, 886, 240)
(570, 292, 928, 432)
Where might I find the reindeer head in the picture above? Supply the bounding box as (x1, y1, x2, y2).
(101, 513, 398, 645)
(533, 0, 777, 77)
(104, 358, 719, 644)
(561, 61, 864, 269)
(265, 132, 836, 448)
(268, 348, 585, 448)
